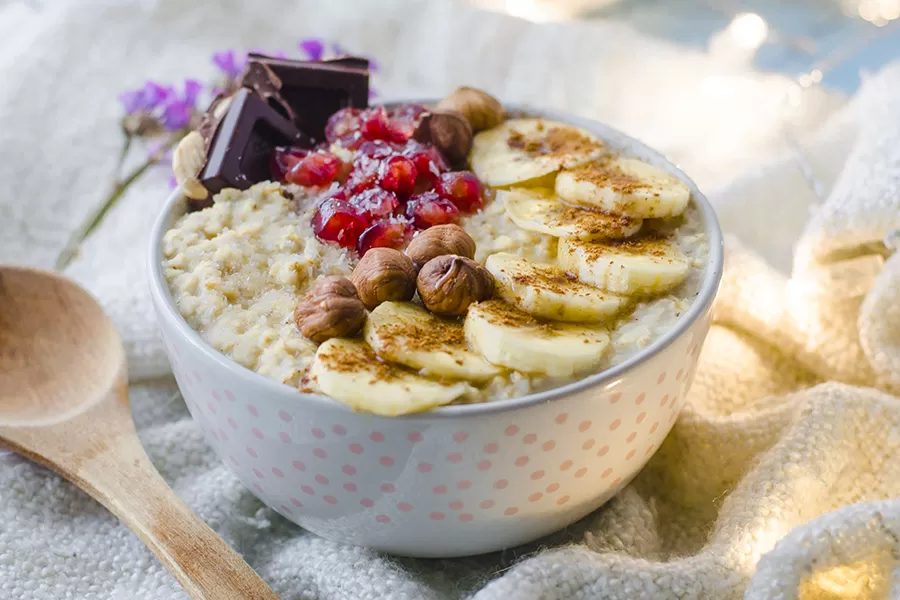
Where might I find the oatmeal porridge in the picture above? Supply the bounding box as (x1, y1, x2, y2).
(162, 59, 708, 415)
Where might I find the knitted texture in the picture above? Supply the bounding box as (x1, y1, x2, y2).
(2, 1, 900, 598)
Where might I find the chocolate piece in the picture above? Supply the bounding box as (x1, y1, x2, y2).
(197, 94, 231, 155)
(200, 88, 313, 196)
(246, 53, 369, 141)
(238, 61, 297, 124)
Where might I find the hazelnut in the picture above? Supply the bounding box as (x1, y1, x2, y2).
(405, 224, 476, 270)
(413, 110, 473, 166)
(436, 87, 505, 132)
(294, 276, 367, 343)
(350, 248, 417, 309)
(416, 255, 494, 316)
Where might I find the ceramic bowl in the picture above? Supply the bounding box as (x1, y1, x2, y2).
(148, 104, 724, 558)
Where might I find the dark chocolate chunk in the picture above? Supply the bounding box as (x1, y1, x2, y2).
(246, 53, 369, 141)
(238, 61, 297, 124)
(199, 88, 313, 196)
(197, 94, 231, 155)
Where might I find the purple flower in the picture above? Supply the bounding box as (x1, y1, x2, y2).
(159, 80, 204, 131)
(212, 50, 247, 79)
(118, 81, 173, 115)
(299, 38, 325, 61)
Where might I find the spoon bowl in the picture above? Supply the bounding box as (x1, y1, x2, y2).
(0, 266, 122, 426)
(0, 266, 279, 600)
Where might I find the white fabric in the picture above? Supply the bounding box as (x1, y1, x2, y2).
(3, 0, 900, 598)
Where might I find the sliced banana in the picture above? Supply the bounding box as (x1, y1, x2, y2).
(465, 300, 610, 377)
(558, 235, 690, 296)
(501, 187, 642, 241)
(365, 302, 501, 382)
(485, 253, 629, 323)
(556, 157, 690, 219)
(310, 338, 471, 416)
(469, 118, 605, 187)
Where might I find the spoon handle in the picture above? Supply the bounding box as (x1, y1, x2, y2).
(2, 397, 281, 600)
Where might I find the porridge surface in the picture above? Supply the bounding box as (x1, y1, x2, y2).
(163, 180, 709, 401)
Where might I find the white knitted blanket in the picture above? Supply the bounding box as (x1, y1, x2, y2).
(3, 0, 900, 598)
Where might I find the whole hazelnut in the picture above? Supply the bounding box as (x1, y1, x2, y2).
(405, 224, 476, 270)
(295, 276, 367, 343)
(436, 87, 505, 132)
(350, 248, 418, 309)
(413, 110, 473, 166)
(416, 255, 494, 316)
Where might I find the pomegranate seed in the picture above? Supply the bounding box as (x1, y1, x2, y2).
(286, 152, 343, 187)
(379, 155, 417, 194)
(387, 104, 427, 142)
(325, 108, 362, 143)
(406, 191, 460, 228)
(351, 188, 400, 220)
(311, 197, 367, 248)
(360, 106, 392, 141)
(436, 171, 484, 212)
(402, 140, 449, 181)
(270, 146, 309, 181)
(357, 219, 413, 255)
(357, 140, 398, 159)
(346, 157, 380, 194)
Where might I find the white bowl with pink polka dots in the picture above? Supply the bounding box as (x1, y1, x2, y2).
(148, 105, 724, 558)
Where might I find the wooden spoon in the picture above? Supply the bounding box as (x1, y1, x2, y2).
(0, 266, 280, 600)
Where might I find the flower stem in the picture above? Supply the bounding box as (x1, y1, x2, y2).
(54, 136, 179, 271)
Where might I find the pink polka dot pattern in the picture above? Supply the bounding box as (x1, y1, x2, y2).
(170, 313, 705, 546)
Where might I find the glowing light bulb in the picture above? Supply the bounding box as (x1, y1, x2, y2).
(727, 13, 769, 50)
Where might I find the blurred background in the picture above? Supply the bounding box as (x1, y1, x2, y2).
(470, 0, 900, 94)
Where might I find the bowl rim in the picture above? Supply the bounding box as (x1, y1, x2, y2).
(148, 101, 725, 420)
